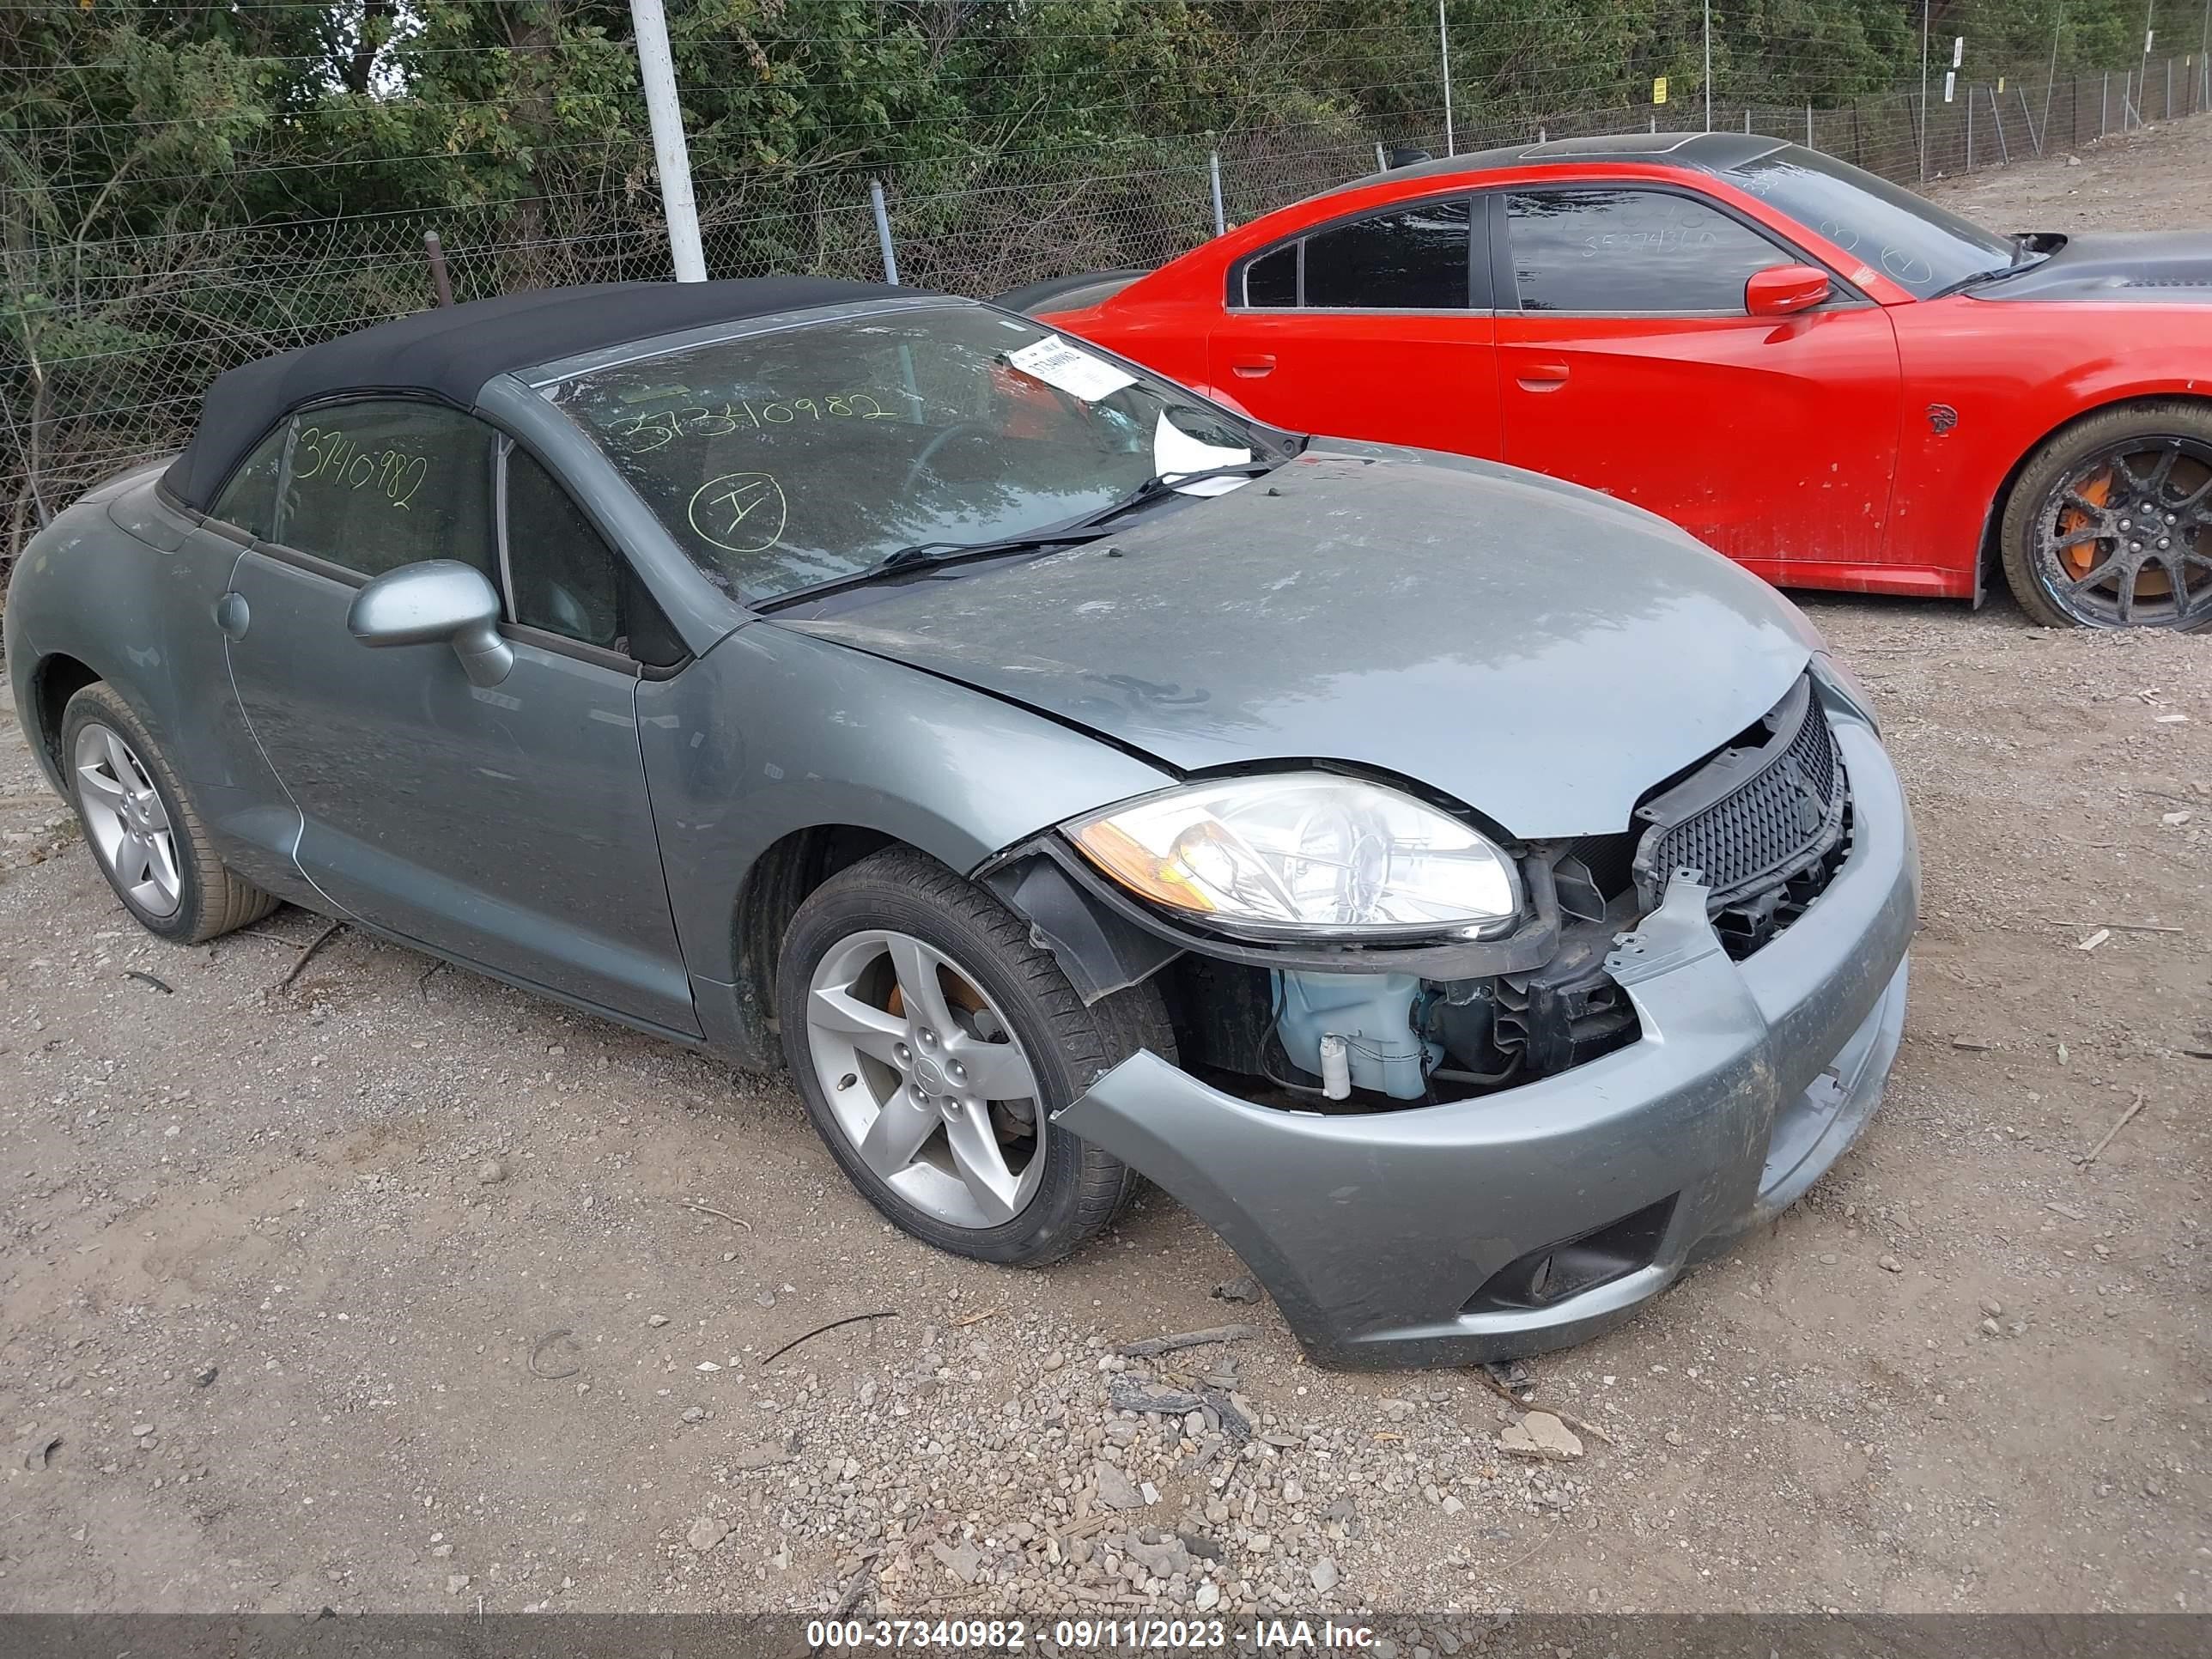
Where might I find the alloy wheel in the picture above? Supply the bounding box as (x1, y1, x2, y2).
(72, 722, 183, 918)
(2037, 436, 2212, 629)
(803, 929, 1047, 1229)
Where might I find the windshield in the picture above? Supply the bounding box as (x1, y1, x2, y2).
(544, 304, 1270, 603)
(1723, 143, 2018, 298)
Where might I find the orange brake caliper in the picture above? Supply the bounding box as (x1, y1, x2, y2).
(2063, 465, 2175, 598)
(2058, 470, 2112, 580)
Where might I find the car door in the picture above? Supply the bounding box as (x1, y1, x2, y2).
(218, 397, 698, 1033)
(1492, 184, 1903, 577)
(1207, 195, 1503, 458)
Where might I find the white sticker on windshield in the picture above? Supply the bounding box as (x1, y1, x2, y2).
(1152, 411, 1253, 495)
(1006, 334, 1137, 402)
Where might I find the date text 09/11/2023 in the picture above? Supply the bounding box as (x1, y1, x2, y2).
(803, 1619, 1380, 1650)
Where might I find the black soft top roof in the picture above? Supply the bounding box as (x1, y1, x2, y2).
(162, 276, 913, 512)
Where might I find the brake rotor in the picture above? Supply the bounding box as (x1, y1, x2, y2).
(884, 972, 988, 1019)
(884, 971, 1033, 1133)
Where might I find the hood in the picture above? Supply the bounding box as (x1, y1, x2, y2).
(1977, 231, 2212, 303)
(775, 447, 1815, 839)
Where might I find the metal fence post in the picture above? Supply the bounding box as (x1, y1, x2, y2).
(1966, 86, 1974, 170)
(1374, 141, 1388, 173)
(1990, 84, 2008, 165)
(868, 179, 899, 286)
(1806, 102, 1814, 148)
(2020, 84, 2040, 155)
(422, 232, 454, 307)
(2102, 71, 2110, 138)
(1207, 149, 1225, 237)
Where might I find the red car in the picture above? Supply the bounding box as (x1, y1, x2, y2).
(1013, 132, 2212, 631)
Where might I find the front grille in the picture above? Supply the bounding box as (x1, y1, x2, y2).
(1630, 676, 1850, 952)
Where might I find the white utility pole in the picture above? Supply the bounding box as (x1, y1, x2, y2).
(630, 0, 707, 282)
(2040, 21, 2061, 152)
(1917, 0, 1932, 179)
(2146, 0, 2160, 125)
(1704, 0, 1713, 131)
(1438, 0, 1455, 155)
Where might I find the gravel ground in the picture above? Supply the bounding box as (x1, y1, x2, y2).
(1, 122, 2208, 1621)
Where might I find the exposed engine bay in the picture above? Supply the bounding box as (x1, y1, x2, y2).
(994, 672, 1855, 1114)
(1234, 675, 1853, 1108)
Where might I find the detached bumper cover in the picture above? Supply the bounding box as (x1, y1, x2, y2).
(1055, 714, 1917, 1368)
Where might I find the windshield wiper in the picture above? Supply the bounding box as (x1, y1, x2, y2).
(754, 527, 1112, 611)
(1928, 251, 2050, 301)
(1067, 460, 1281, 529)
(753, 459, 1285, 611)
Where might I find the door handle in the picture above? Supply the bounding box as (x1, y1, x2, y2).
(1516, 362, 1571, 392)
(1231, 355, 1276, 379)
(215, 591, 250, 641)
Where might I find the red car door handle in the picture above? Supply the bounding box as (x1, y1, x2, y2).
(1516, 362, 1571, 392)
(1231, 356, 1276, 378)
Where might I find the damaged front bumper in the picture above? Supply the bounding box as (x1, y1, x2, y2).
(1054, 714, 1917, 1369)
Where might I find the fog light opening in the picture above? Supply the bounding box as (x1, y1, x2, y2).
(1464, 1194, 1677, 1314)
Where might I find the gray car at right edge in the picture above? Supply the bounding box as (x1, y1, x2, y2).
(5, 279, 1917, 1368)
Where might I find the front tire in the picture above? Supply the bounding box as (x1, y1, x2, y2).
(59, 682, 278, 943)
(775, 848, 1172, 1265)
(2000, 401, 2212, 630)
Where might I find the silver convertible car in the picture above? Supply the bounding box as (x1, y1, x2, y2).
(6, 279, 1917, 1366)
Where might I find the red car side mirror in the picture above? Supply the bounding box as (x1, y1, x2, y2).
(1746, 264, 1833, 317)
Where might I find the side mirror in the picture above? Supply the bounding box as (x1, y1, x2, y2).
(1746, 263, 1833, 317)
(346, 560, 513, 688)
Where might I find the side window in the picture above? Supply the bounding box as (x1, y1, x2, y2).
(276, 400, 496, 580)
(210, 424, 287, 540)
(1504, 189, 1791, 314)
(502, 447, 685, 666)
(504, 449, 620, 650)
(1243, 243, 1297, 307)
(1302, 198, 1473, 308)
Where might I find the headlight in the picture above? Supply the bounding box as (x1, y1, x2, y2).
(1066, 773, 1520, 939)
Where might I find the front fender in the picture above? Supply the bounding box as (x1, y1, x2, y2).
(635, 618, 1177, 1004)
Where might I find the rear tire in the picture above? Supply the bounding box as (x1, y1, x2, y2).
(59, 683, 278, 944)
(2000, 401, 2212, 630)
(775, 847, 1173, 1266)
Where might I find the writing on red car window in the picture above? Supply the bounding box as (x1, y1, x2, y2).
(1576, 223, 1725, 258)
(687, 471, 789, 555)
(293, 425, 429, 509)
(612, 393, 901, 454)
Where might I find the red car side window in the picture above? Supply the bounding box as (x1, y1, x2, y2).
(1235, 197, 1477, 311)
(1244, 244, 1297, 307)
(1304, 199, 1473, 309)
(1505, 188, 1790, 315)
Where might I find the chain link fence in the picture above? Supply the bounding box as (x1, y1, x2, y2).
(7, 52, 2209, 555)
